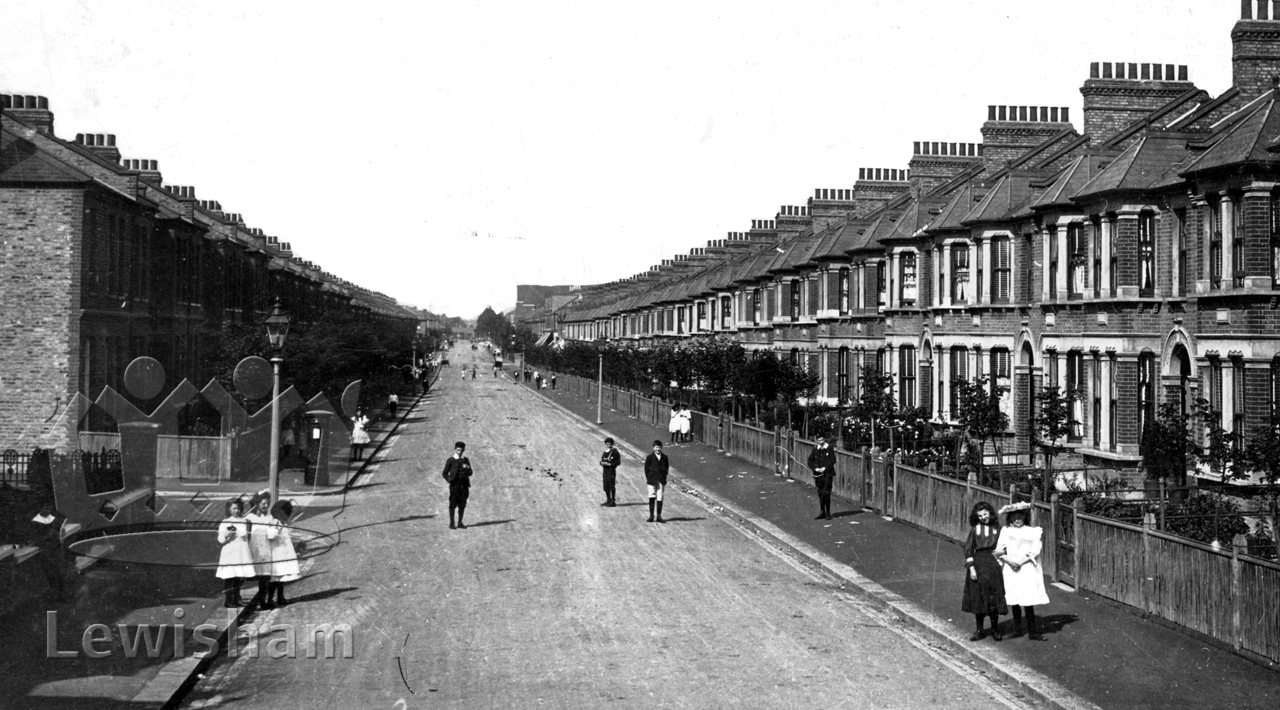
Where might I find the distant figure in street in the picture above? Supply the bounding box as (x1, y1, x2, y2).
(644, 440, 669, 523)
(462, 366, 468, 381)
(599, 437, 621, 507)
(350, 410, 371, 460)
(668, 404, 681, 445)
(807, 435, 837, 520)
(524, 370, 531, 383)
(493, 361, 501, 377)
(472, 366, 477, 380)
(267, 499, 300, 607)
(995, 502, 1050, 640)
(388, 393, 399, 418)
(442, 441, 473, 529)
(28, 502, 70, 603)
(550, 374, 557, 390)
(534, 371, 542, 389)
(962, 501, 1007, 641)
(216, 498, 253, 608)
(677, 404, 692, 443)
(247, 492, 278, 608)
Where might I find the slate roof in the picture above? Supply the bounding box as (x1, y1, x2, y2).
(1184, 97, 1280, 174)
(0, 129, 93, 183)
(1074, 134, 1195, 199)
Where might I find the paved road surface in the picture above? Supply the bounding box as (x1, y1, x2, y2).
(180, 347, 1036, 709)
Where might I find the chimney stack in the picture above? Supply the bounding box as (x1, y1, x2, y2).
(1233, 1, 1280, 99)
(980, 104, 1072, 173)
(1081, 62, 1194, 145)
(0, 95, 54, 135)
(908, 141, 984, 193)
(73, 133, 122, 164)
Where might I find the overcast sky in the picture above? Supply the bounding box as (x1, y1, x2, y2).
(0, 1, 1241, 318)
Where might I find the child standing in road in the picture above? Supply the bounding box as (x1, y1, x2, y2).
(644, 440, 669, 523)
(216, 498, 254, 608)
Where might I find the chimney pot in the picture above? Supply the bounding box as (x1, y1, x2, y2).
(106, 134, 115, 147)
(1128, 62, 1138, 79)
(1244, 0, 1253, 19)
(988, 105, 996, 120)
(914, 141, 921, 154)
(1090, 61, 1099, 78)
(1179, 65, 1188, 81)
(1102, 62, 1113, 79)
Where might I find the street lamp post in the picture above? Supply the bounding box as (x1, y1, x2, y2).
(264, 300, 292, 507)
(596, 352, 604, 424)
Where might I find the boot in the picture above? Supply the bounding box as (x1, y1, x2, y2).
(969, 614, 985, 641)
(1027, 608, 1045, 640)
(457, 507, 467, 529)
(647, 499, 655, 522)
(223, 580, 241, 608)
(991, 617, 1003, 641)
(256, 578, 274, 609)
(1008, 608, 1024, 638)
(656, 500, 665, 523)
(274, 582, 289, 608)
(232, 579, 245, 607)
(607, 488, 616, 507)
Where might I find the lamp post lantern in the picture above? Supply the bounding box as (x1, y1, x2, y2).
(264, 300, 292, 507)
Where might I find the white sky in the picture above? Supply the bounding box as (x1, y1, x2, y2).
(0, 1, 1240, 318)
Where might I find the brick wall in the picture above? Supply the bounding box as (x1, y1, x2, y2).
(1232, 18, 1280, 100)
(0, 187, 83, 451)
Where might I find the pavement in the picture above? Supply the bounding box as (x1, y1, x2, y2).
(534, 373, 1280, 710)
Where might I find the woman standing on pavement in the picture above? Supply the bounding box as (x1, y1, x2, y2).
(961, 501, 1007, 641)
(667, 404, 681, 445)
(266, 499, 300, 607)
(994, 502, 1050, 640)
(216, 498, 254, 608)
(246, 492, 278, 609)
(350, 409, 371, 461)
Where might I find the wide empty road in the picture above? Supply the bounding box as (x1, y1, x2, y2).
(181, 346, 1025, 710)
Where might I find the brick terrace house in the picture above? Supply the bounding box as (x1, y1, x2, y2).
(552, 2, 1280, 483)
(0, 95, 423, 452)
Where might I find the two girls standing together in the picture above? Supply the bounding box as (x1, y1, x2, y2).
(216, 492, 301, 609)
(962, 500, 1051, 641)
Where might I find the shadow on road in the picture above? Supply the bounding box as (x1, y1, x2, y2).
(466, 519, 515, 528)
(338, 514, 435, 534)
(287, 586, 360, 604)
(658, 517, 706, 523)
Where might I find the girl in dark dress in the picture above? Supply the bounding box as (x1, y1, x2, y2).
(962, 501, 1007, 641)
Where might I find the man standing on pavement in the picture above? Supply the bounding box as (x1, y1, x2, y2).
(28, 502, 70, 602)
(599, 437, 621, 507)
(807, 435, 837, 520)
(644, 440, 669, 523)
(442, 441, 473, 529)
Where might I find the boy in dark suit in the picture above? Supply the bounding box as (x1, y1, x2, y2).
(643, 440, 669, 523)
(599, 437, 621, 507)
(442, 441, 473, 529)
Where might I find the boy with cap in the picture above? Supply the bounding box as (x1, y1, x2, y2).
(442, 441, 473, 529)
(643, 440, 669, 523)
(599, 437, 621, 507)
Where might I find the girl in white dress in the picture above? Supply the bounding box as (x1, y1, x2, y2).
(350, 410, 371, 460)
(246, 492, 278, 608)
(216, 498, 254, 608)
(267, 499, 300, 607)
(994, 502, 1051, 640)
(678, 405, 692, 443)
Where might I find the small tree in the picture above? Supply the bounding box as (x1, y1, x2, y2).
(1033, 384, 1077, 493)
(1242, 415, 1280, 554)
(954, 376, 1010, 485)
(847, 366, 896, 450)
(1141, 401, 1196, 487)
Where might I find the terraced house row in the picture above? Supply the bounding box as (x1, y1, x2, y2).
(0, 93, 431, 452)
(553, 2, 1280, 480)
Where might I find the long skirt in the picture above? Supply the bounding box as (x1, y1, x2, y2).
(961, 550, 1008, 615)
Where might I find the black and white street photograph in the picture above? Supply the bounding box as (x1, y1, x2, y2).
(1, 1, 1279, 708)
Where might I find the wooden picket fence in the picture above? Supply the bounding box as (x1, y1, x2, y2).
(547, 371, 1280, 666)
